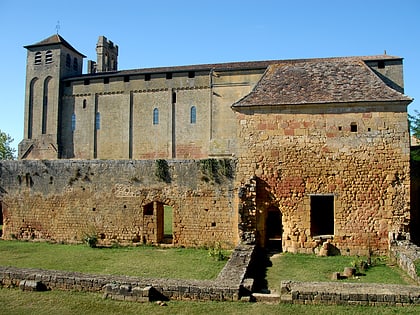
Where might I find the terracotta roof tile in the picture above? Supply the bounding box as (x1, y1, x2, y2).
(233, 58, 412, 107)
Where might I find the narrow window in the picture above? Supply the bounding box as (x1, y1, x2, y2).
(71, 113, 76, 131)
(66, 54, 71, 68)
(104, 77, 109, 84)
(84, 79, 90, 85)
(82, 99, 87, 109)
(188, 71, 195, 78)
(166, 72, 172, 80)
(95, 112, 101, 130)
(144, 74, 151, 81)
(124, 75, 130, 82)
(350, 122, 357, 132)
(73, 57, 78, 71)
(378, 61, 385, 69)
(172, 91, 176, 104)
(45, 51, 53, 64)
(190, 106, 196, 124)
(34, 52, 42, 65)
(153, 108, 159, 125)
(311, 195, 334, 236)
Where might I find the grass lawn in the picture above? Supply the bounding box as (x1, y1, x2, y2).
(265, 252, 416, 293)
(1, 288, 420, 315)
(0, 240, 227, 280)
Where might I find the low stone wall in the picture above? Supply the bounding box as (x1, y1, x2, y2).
(280, 281, 420, 306)
(389, 240, 420, 284)
(0, 244, 255, 302)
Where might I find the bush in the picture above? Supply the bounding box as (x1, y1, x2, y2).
(83, 234, 98, 248)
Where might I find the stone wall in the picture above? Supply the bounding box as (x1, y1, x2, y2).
(0, 244, 256, 302)
(0, 159, 237, 248)
(280, 280, 420, 306)
(389, 240, 420, 285)
(234, 103, 411, 254)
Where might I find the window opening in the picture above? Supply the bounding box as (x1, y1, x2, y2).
(66, 54, 71, 68)
(104, 77, 109, 84)
(153, 108, 159, 125)
(172, 91, 176, 104)
(45, 51, 53, 64)
(378, 61, 385, 69)
(350, 122, 357, 132)
(124, 75, 130, 82)
(73, 57, 78, 71)
(188, 71, 195, 78)
(71, 113, 76, 131)
(144, 74, 151, 81)
(34, 52, 42, 65)
(95, 112, 100, 130)
(166, 72, 172, 80)
(190, 106, 196, 124)
(84, 79, 90, 85)
(310, 195, 334, 236)
(82, 99, 87, 109)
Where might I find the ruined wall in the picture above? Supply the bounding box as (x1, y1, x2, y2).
(0, 159, 237, 248)
(235, 102, 411, 255)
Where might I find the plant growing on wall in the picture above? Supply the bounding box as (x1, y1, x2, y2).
(155, 159, 171, 183)
(199, 159, 234, 183)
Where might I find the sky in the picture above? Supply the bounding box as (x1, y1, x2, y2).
(0, 0, 419, 152)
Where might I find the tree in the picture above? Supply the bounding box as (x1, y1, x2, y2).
(0, 129, 16, 160)
(409, 111, 420, 161)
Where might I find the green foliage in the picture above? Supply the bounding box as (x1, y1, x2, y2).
(0, 129, 15, 160)
(409, 110, 420, 140)
(414, 259, 420, 277)
(83, 233, 98, 248)
(155, 159, 171, 182)
(208, 242, 228, 261)
(199, 159, 234, 183)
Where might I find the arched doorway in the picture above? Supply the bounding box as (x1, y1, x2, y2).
(266, 206, 282, 250)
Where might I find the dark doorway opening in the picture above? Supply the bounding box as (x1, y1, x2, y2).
(266, 206, 282, 251)
(310, 195, 334, 237)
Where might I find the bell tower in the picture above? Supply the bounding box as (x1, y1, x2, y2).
(19, 34, 85, 159)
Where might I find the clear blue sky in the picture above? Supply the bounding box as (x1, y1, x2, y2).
(0, 0, 418, 152)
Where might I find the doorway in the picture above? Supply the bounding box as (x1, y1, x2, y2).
(310, 195, 334, 237)
(266, 206, 282, 250)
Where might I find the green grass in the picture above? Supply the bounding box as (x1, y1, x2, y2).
(265, 253, 415, 293)
(1, 288, 419, 315)
(164, 205, 173, 236)
(0, 240, 226, 280)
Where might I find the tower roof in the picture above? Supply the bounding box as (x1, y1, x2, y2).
(24, 34, 86, 57)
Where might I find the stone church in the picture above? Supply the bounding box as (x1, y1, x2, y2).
(0, 34, 413, 254)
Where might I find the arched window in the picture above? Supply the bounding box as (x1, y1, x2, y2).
(190, 106, 196, 124)
(73, 57, 78, 71)
(153, 108, 159, 125)
(34, 52, 42, 65)
(71, 113, 76, 131)
(95, 112, 101, 130)
(66, 54, 71, 68)
(42, 77, 52, 134)
(45, 50, 53, 64)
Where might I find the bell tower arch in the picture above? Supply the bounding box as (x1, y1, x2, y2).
(19, 34, 85, 159)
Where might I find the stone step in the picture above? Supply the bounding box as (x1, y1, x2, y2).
(252, 293, 280, 304)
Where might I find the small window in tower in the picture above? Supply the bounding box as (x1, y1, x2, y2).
(45, 51, 53, 64)
(71, 113, 76, 131)
(350, 122, 357, 132)
(35, 52, 42, 65)
(378, 61, 385, 69)
(84, 79, 90, 85)
(190, 106, 196, 124)
(166, 72, 172, 80)
(95, 112, 101, 130)
(82, 99, 87, 109)
(153, 108, 159, 125)
(66, 54, 71, 68)
(188, 71, 195, 78)
(144, 74, 151, 81)
(104, 77, 109, 84)
(73, 58, 78, 71)
(124, 75, 130, 82)
(172, 92, 176, 104)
